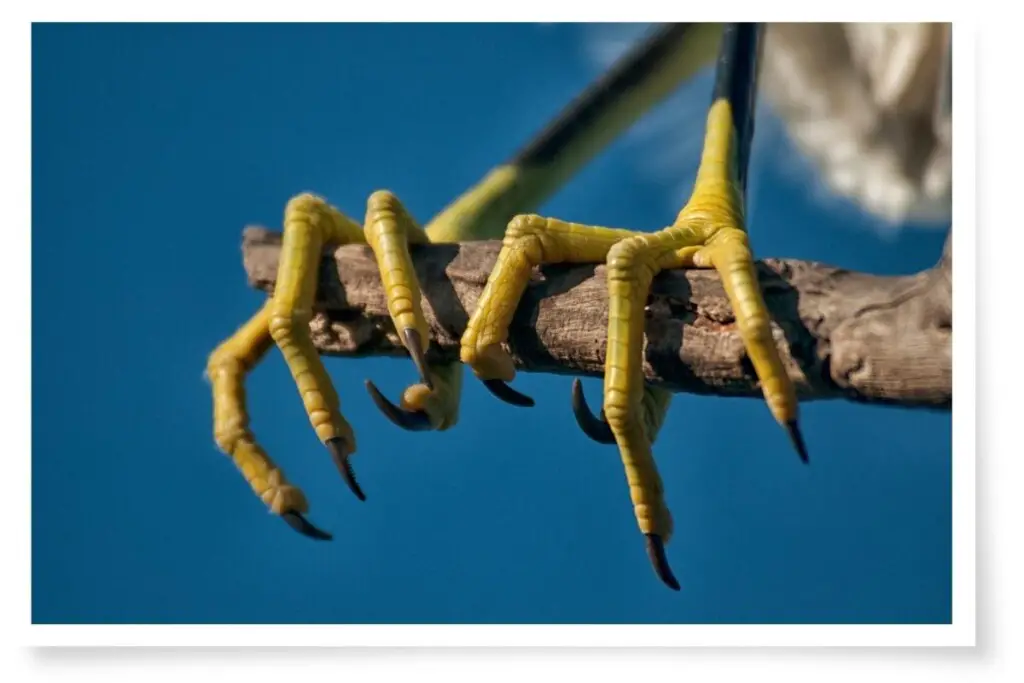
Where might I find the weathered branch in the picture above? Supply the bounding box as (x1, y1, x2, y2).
(241, 227, 951, 409)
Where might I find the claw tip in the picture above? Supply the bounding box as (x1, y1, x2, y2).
(327, 437, 367, 501)
(281, 511, 333, 541)
(365, 379, 435, 432)
(786, 420, 809, 464)
(402, 328, 433, 391)
(644, 534, 680, 591)
(571, 378, 616, 445)
(483, 378, 535, 407)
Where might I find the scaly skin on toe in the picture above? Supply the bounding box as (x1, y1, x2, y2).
(269, 194, 365, 498)
(459, 216, 690, 589)
(207, 300, 329, 537)
(363, 190, 432, 386)
(460, 214, 639, 381)
(571, 379, 673, 447)
(463, 24, 803, 590)
(207, 23, 725, 545)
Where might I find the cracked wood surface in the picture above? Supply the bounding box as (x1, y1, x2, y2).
(240, 226, 952, 409)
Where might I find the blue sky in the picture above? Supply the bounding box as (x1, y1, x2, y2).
(32, 23, 951, 624)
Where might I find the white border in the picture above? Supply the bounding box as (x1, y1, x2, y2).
(25, 623, 973, 648)
(5, 0, 983, 659)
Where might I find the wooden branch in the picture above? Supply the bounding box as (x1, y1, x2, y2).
(241, 227, 952, 409)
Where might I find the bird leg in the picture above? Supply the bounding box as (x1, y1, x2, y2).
(461, 96, 805, 591)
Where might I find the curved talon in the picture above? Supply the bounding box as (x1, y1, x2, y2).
(281, 511, 333, 541)
(644, 534, 680, 591)
(364, 379, 435, 432)
(786, 420, 809, 464)
(327, 436, 367, 501)
(570, 378, 616, 445)
(403, 327, 433, 391)
(482, 379, 535, 407)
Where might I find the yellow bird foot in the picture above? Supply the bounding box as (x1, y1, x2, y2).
(460, 214, 685, 589)
(463, 102, 808, 589)
(208, 190, 463, 539)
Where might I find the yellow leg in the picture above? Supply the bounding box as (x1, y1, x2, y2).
(680, 98, 805, 459)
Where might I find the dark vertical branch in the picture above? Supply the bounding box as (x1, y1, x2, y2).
(711, 22, 764, 194)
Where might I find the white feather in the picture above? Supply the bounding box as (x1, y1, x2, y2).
(579, 23, 952, 230)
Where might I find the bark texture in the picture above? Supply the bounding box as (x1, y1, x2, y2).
(241, 227, 952, 409)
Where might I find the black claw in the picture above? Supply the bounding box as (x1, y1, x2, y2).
(327, 437, 367, 501)
(281, 511, 333, 541)
(644, 534, 680, 591)
(483, 379, 535, 407)
(365, 379, 435, 432)
(786, 420, 809, 464)
(571, 378, 616, 445)
(403, 327, 433, 391)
